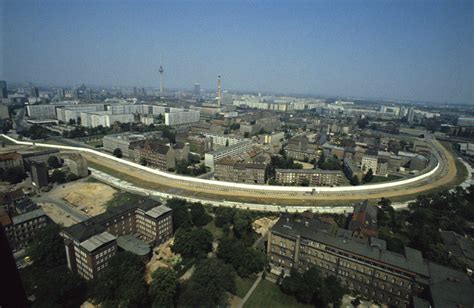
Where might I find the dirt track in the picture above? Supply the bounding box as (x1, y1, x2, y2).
(80, 138, 462, 206)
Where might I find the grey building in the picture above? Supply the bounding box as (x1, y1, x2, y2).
(0, 81, 7, 99)
(31, 162, 49, 188)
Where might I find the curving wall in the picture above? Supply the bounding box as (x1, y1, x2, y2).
(1, 134, 441, 193)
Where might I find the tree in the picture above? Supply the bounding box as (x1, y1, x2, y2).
(350, 175, 360, 186)
(149, 268, 178, 308)
(51, 169, 66, 183)
(214, 207, 235, 228)
(66, 173, 79, 182)
(27, 223, 65, 268)
(89, 252, 148, 308)
(233, 210, 255, 244)
(217, 238, 267, 277)
(179, 258, 236, 307)
(113, 148, 122, 158)
(21, 265, 87, 308)
(363, 168, 374, 183)
(172, 228, 213, 259)
(175, 160, 190, 175)
(47, 155, 62, 169)
(166, 198, 192, 230)
(190, 202, 211, 227)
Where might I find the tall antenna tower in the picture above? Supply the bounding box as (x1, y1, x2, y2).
(159, 55, 164, 96)
(217, 75, 221, 107)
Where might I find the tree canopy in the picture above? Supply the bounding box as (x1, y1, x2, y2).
(27, 223, 65, 268)
(149, 267, 178, 308)
(172, 227, 213, 259)
(217, 237, 267, 277)
(179, 258, 236, 307)
(89, 252, 148, 308)
(47, 155, 62, 169)
(113, 148, 122, 158)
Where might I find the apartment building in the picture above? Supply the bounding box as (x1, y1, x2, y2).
(26, 104, 57, 119)
(361, 155, 378, 174)
(204, 140, 253, 170)
(275, 169, 343, 186)
(63, 153, 89, 177)
(0, 152, 24, 171)
(214, 159, 266, 184)
(164, 109, 200, 126)
(56, 104, 105, 123)
(202, 132, 243, 150)
(103, 133, 151, 158)
(267, 216, 474, 308)
(61, 199, 172, 280)
(1, 208, 49, 251)
(286, 136, 319, 161)
(131, 140, 176, 171)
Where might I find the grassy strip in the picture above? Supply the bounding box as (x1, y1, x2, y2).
(234, 275, 258, 298)
(244, 279, 311, 308)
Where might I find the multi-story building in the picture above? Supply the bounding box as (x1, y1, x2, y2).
(61, 199, 172, 280)
(275, 168, 343, 186)
(361, 155, 378, 174)
(103, 133, 150, 158)
(63, 153, 89, 177)
(80, 111, 135, 128)
(131, 140, 176, 171)
(204, 140, 253, 170)
(0, 104, 9, 119)
(0, 152, 24, 171)
(164, 109, 200, 126)
(0, 80, 7, 99)
(202, 133, 242, 150)
(214, 159, 266, 184)
(187, 134, 213, 156)
(56, 104, 105, 123)
(30, 162, 49, 188)
(286, 136, 319, 161)
(343, 158, 363, 182)
(268, 216, 474, 308)
(1, 208, 49, 251)
(26, 104, 57, 119)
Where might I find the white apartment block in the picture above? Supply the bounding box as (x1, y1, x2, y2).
(204, 140, 253, 170)
(26, 104, 57, 119)
(165, 110, 200, 126)
(361, 155, 379, 175)
(202, 133, 243, 149)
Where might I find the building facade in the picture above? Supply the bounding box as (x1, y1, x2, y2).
(214, 159, 266, 184)
(61, 200, 172, 280)
(275, 169, 343, 186)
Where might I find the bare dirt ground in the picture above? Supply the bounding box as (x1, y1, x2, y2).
(38, 202, 78, 227)
(252, 216, 279, 235)
(145, 238, 179, 284)
(48, 181, 117, 216)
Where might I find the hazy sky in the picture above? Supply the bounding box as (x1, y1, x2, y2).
(1, 0, 473, 103)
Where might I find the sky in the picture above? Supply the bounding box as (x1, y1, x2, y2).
(1, 0, 473, 104)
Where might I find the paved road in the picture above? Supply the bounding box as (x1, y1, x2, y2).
(32, 194, 89, 222)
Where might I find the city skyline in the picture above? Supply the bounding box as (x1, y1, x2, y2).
(1, 0, 473, 104)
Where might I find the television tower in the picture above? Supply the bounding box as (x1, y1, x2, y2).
(159, 64, 164, 96)
(217, 75, 221, 107)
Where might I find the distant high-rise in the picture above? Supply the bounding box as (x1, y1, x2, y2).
(57, 88, 65, 100)
(30, 87, 39, 98)
(0, 81, 7, 99)
(194, 83, 201, 97)
(85, 89, 92, 100)
(159, 64, 164, 96)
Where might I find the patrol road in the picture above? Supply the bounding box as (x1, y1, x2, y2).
(0, 134, 462, 207)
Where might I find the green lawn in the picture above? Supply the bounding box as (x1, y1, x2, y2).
(204, 218, 224, 239)
(244, 280, 312, 308)
(235, 275, 257, 298)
